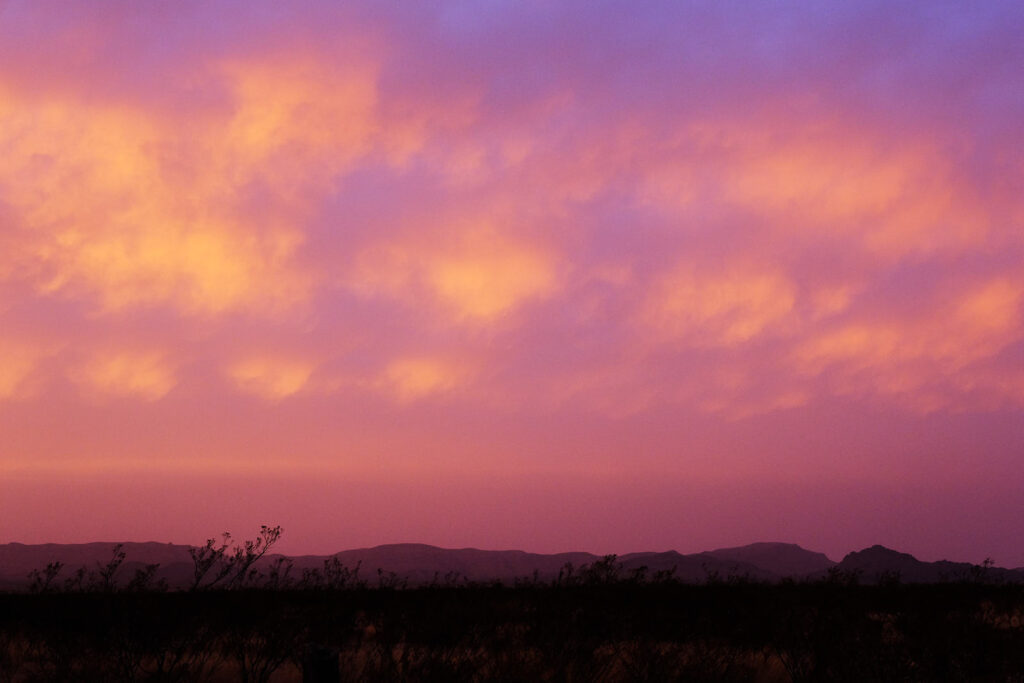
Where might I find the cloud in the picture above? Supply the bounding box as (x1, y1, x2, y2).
(426, 233, 558, 321)
(379, 356, 472, 402)
(630, 117, 993, 260)
(0, 1, 1021, 426)
(793, 277, 1024, 411)
(215, 53, 382, 185)
(72, 350, 177, 401)
(350, 223, 560, 323)
(0, 53, 390, 317)
(226, 356, 316, 400)
(643, 263, 797, 347)
(0, 339, 47, 400)
(723, 127, 989, 257)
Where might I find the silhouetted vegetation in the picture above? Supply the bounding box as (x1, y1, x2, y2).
(2, 531, 1023, 681)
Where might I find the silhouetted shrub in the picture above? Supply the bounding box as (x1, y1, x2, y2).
(5, 530, 1024, 682)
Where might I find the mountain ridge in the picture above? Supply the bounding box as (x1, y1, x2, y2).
(1, 540, 1019, 589)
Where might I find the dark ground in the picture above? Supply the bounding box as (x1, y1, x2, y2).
(2, 578, 1024, 682)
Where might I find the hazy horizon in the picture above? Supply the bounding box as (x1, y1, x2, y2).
(3, 522, 1017, 570)
(5, 535, 1021, 573)
(1, 2, 1022, 568)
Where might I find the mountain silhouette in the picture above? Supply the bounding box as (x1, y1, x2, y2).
(0, 541, 193, 589)
(617, 550, 772, 582)
(0, 540, 1019, 589)
(830, 544, 1024, 584)
(836, 544, 933, 581)
(701, 542, 836, 578)
(293, 544, 597, 584)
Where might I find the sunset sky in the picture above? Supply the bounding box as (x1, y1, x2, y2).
(1, 1, 1022, 566)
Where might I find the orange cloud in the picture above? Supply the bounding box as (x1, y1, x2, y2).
(0, 27, 1018, 427)
(636, 120, 992, 260)
(351, 224, 560, 323)
(73, 350, 177, 401)
(725, 126, 988, 257)
(794, 278, 1024, 411)
(379, 356, 472, 402)
(0, 339, 47, 400)
(226, 356, 316, 400)
(427, 235, 558, 320)
(699, 387, 810, 420)
(810, 285, 857, 319)
(643, 263, 797, 347)
(0, 57, 388, 316)
(216, 55, 381, 188)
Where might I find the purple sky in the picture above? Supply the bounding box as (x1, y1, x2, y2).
(0, 1, 1022, 565)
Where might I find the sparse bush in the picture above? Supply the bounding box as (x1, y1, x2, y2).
(5, 530, 1024, 682)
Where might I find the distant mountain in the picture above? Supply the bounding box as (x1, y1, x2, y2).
(0, 541, 196, 591)
(832, 545, 941, 582)
(832, 545, 1024, 584)
(291, 544, 596, 584)
(0, 540, 1018, 590)
(701, 542, 836, 578)
(0, 541, 191, 577)
(616, 550, 774, 582)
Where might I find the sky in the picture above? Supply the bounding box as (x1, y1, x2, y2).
(1, 1, 1022, 566)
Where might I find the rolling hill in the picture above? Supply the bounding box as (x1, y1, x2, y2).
(0, 540, 1019, 590)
